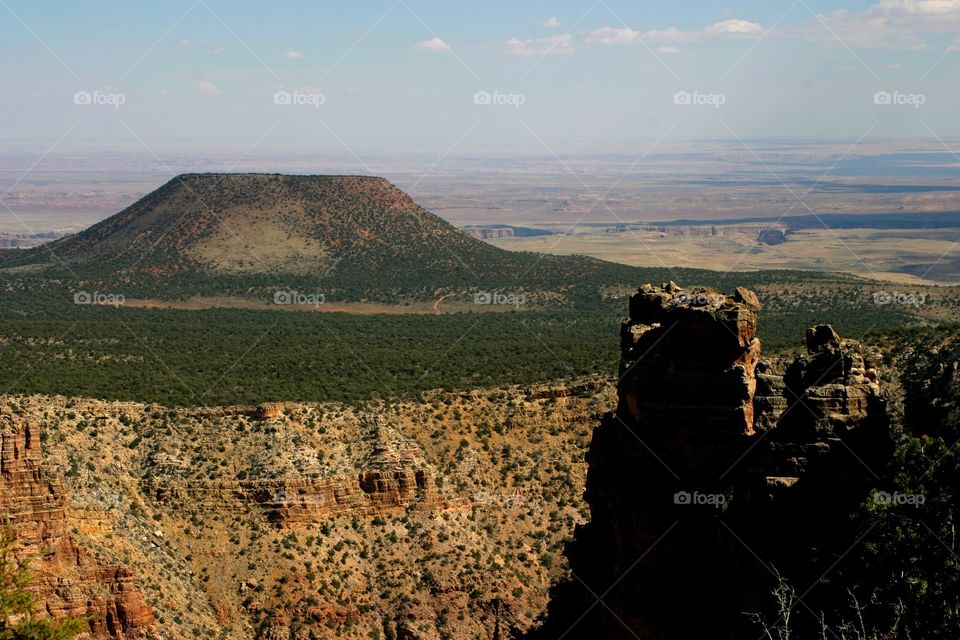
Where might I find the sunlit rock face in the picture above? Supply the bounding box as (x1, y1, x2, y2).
(0, 407, 155, 638)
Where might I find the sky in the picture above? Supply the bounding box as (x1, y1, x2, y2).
(2, 0, 960, 155)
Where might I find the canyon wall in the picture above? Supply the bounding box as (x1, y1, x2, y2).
(0, 380, 611, 640)
(0, 406, 154, 638)
(532, 283, 891, 639)
(147, 418, 442, 526)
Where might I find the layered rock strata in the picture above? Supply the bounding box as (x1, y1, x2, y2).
(148, 422, 441, 526)
(0, 407, 154, 638)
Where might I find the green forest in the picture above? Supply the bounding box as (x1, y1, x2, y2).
(0, 283, 928, 407)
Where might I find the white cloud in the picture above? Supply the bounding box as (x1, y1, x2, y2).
(506, 33, 575, 56)
(283, 50, 304, 59)
(177, 39, 210, 46)
(413, 36, 451, 52)
(587, 19, 763, 47)
(586, 27, 640, 45)
(704, 19, 763, 36)
(581, 2, 960, 52)
(195, 80, 221, 95)
(879, 0, 960, 16)
(542, 16, 561, 28)
(886, 61, 905, 69)
(657, 45, 681, 54)
(790, 0, 960, 49)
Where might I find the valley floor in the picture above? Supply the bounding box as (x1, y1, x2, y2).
(487, 225, 960, 285)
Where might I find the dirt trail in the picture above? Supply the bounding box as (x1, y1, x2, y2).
(123, 296, 436, 315)
(433, 292, 457, 314)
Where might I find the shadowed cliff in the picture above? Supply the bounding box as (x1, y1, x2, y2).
(528, 283, 892, 640)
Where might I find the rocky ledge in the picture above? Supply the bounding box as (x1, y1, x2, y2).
(531, 283, 891, 640)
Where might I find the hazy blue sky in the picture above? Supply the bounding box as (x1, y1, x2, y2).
(2, 0, 960, 153)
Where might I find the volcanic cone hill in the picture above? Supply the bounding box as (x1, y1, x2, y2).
(0, 173, 652, 303)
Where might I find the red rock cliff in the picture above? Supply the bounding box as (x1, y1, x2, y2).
(0, 407, 154, 638)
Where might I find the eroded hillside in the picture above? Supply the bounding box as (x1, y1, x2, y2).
(5, 377, 614, 640)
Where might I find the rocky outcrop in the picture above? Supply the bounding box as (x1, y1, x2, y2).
(0, 408, 154, 638)
(757, 228, 788, 245)
(149, 420, 441, 526)
(618, 282, 762, 439)
(530, 283, 891, 640)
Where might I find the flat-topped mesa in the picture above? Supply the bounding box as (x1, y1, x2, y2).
(618, 282, 762, 441)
